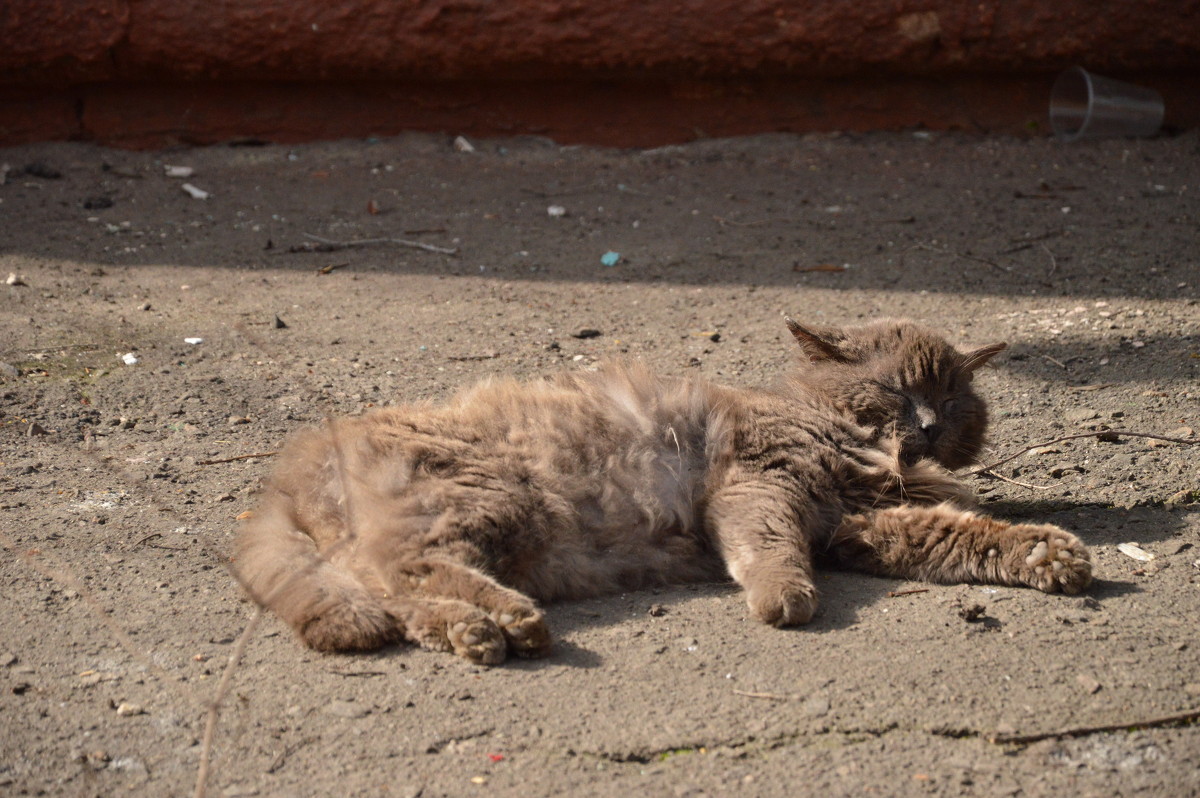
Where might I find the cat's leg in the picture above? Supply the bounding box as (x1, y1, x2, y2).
(829, 502, 1092, 593)
(379, 594, 510, 665)
(387, 559, 552, 658)
(707, 487, 820, 626)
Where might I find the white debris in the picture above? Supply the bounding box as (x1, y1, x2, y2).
(1117, 542, 1155, 562)
(164, 165, 194, 178)
(6, 273, 26, 286)
(183, 337, 203, 345)
(181, 183, 210, 200)
(453, 136, 476, 153)
(120, 352, 139, 365)
(547, 205, 567, 218)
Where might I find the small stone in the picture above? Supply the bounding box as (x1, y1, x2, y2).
(6, 273, 27, 287)
(26, 422, 48, 437)
(1184, 683, 1200, 696)
(547, 205, 567, 217)
(572, 329, 602, 339)
(802, 696, 830, 718)
(453, 136, 476, 153)
(138, 302, 151, 311)
(325, 700, 370, 719)
(1075, 674, 1102, 694)
(0, 653, 15, 667)
(648, 604, 667, 617)
(1117, 542, 1154, 562)
(273, 314, 288, 329)
(1048, 463, 1083, 478)
(222, 785, 260, 797)
(0, 361, 18, 379)
(1064, 408, 1099, 424)
(115, 702, 145, 716)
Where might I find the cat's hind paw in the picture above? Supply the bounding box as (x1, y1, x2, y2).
(745, 577, 819, 627)
(297, 599, 399, 652)
(1013, 525, 1093, 594)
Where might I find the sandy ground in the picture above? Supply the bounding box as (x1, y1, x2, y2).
(1, 131, 1199, 797)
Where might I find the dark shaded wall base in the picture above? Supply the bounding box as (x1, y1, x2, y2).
(4, 73, 1196, 150)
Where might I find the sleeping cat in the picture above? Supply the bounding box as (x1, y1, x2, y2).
(234, 318, 1091, 664)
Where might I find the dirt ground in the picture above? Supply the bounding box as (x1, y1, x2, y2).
(1, 130, 1199, 797)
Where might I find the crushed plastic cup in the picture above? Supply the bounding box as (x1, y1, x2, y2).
(1050, 67, 1164, 142)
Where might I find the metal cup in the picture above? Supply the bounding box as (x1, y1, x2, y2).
(1049, 66, 1164, 142)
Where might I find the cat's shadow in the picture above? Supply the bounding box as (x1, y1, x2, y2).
(983, 498, 1197, 547)
(507, 499, 1198, 669)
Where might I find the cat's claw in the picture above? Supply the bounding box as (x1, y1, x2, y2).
(1014, 525, 1092, 594)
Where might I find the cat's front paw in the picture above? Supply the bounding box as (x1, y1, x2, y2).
(492, 608, 552, 658)
(1011, 524, 1093, 594)
(448, 617, 508, 666)
(745, 576, 819, 627)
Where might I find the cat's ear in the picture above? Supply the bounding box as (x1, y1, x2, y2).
(785, 318, 850, 362)
(956, 342, 1007, 378)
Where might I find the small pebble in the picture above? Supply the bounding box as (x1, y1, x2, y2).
(115, 702, 145, 716)
(572, 329, 602, 339)
(324, 700, 370, 719)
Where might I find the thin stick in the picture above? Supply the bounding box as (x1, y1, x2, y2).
(989, 707, 1200, 746)
(712, 215, 796, 228)
(1042, 243, 1058, 277)
(1039, 354, 1068, 369)
(733, 689, 795, 701)
(193, 607, 264, 798)
(911, 242, 1006, 273)
(974, 469, 1055, 491)
(299, 232, 457, 256)
(972, 430, 1199, 476)
(886, 588, 930, 598)
(196, 452, 278, 466)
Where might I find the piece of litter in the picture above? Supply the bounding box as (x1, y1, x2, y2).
(6, 273, 26, 286)
(181, 183, 210, 200)
(600, 251, 620, 266)
(547, 205, 566, 218)
(1117, 542, 1154, 562)
(453, 136, 476, 153)
(120, 353, 139, 365)
(183, 337, 203, 345)
(164, 165, 194, 178)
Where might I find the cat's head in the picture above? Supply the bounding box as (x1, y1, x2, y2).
(784, 319, 1006, 469)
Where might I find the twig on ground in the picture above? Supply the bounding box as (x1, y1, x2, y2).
(1039, 353, 1068, 369)
(972, 430, 1199, 477)
(911, 242, 1007, 273)
(733, 689, 796, 701)
(886, 588, 930, 598)
(196, 452, 278, 466)
(294, 232, 458, 256)
(194, 607, 264, 798)
(712, 215, 796, 228)
(974, 469, 1056, 491)
(1042, 243, 1058, 277)
(989, 707, 1200, 746)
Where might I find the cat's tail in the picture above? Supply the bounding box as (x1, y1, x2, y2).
(233, 439, 403, 652)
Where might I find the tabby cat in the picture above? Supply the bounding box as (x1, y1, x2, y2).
(235, 319, 1091, 664)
